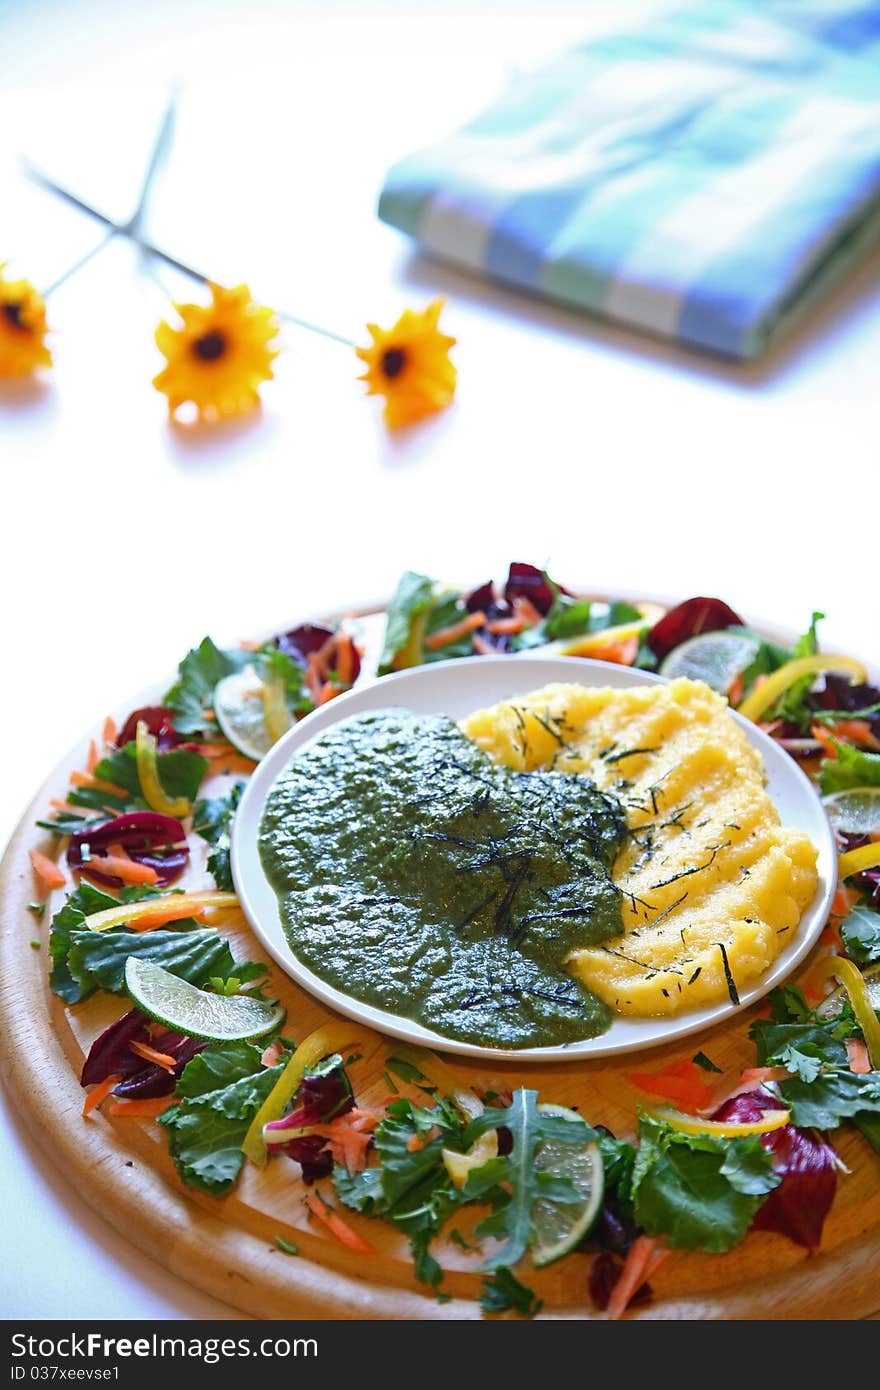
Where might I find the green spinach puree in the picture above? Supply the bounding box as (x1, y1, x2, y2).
(259, 710, 627, 1048)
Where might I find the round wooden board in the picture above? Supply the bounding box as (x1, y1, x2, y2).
(2, 600, 880, 1321)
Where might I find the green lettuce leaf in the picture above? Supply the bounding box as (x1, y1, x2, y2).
(93, 742, 208, 807)
(67, 927, 235, 998)
(164, 637, 248, 738)
(819, 741, 880, 794)
(631, 1115, 779, 1252)
(378, 571, 436, 674)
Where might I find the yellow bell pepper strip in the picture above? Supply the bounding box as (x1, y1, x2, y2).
(813, 956, 880, 1070)
(737, 654, 866, 723)
(135, 719, 191, 817)
(242, 1022, 381, 1167)
(260, 674, 291, 745)
(648, 1104, 791, 1138)
(560, 616, 653, 658)
(442, 1129, 499, 1188)
(385, 1043, 484, 1119)
(83, 890, 240, 933)
(838, 842, 880, 880)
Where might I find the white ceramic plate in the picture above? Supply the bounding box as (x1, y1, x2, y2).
(231, 655, 837, 1062)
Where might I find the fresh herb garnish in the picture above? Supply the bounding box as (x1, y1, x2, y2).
(274, 1236, 299, 1256)
(192, 782, 245, 891)
(692, 1051, 722, 1073)
(840, 904, 880, 964)
(480, 1268, 543, 1317)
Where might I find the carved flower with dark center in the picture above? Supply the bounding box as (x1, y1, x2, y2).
(153, 281, 279, 421)
(356, 299, 457, 429)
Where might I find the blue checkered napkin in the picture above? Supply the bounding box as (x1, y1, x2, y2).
(378, 1, 880, 359)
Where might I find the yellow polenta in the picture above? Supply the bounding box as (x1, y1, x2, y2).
(460, 679, 817, 1017)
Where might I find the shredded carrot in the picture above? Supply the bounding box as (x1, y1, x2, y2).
(828, 719, 880, 751)
(471, 632, 496, 656)
(317, 683, 340, 706)
(832, 886, 859, 918)
(29, 848, 65, 891)
(305, 655, 324, 703)
(309, 1115, 377, 1172)
(847, 1038, 871, 1074)
(261, 1040, 285, 1068)
(597, 636, 639, 667)
(49, 798, 88, 818)
(406, 1133, 424, 1153)
(820, 920, 843, 952)
(642, 1246, 671, 1282)
(512, 595, 543, 627)
(304, 1194, 377, 1253)
(106, 1096, 175, 1118)
(69, 770, 129, 798)
(811, 725, 838, 756)
(628, 1059, 715, 1114)
(239, 638, 261, 651)
(727, 673, 744, 707)
(102, 715, 118, 747)
(129, 1040, 178, 1072)
(79, 851, 159, 887)
(82, 1073, 121, 1118)
(424, 611, 486, 651)
(606, 1235, 661, 1320)
(196, 741, 239, 759)
(486, 616, 526, 636)
(86, 738, 99, 774)
(335, 631, 356, 685)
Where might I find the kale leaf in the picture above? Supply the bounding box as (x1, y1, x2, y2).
(159, 1042, 284, 1194)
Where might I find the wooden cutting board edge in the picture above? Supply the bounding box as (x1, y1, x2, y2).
(2, 598, 879, 1321)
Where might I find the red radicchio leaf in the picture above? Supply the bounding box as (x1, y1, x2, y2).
(80, 1007, 206, 1097)
(503, 562, 572, 617)
(646, 597, 743, 662)
(67, 811, 188, 889)
(465, 581, 497, 614)
(280, 1135, 334, 1184)
(711, 1090, 837, 1249)
(275, 623, 362, 684)
(263, 1065, 355, 1178)
(117, 706, 185, 751)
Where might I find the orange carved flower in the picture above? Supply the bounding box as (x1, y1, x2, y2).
(356, 299, 456, 429)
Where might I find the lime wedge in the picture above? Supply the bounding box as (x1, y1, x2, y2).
(531, 1102, 603, 1267)
(214, 665, 275, 760)
(125, 957, 284, 1041)
(659, 630, 760, 696)
(822, 787, 880, 840)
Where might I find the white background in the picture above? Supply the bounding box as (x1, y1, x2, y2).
(1, 0, 878, 1319)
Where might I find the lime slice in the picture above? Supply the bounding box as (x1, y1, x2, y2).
(531, 1102, 603, 1268)
(214, 665, 275, 760)
(817, 962, 880, 1021)
(125, 957, 284, 1041)
(659, 631, 760, 695)
(822, 788, 880, 839)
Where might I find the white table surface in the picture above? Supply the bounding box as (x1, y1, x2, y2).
(1, 0, 879, 1321)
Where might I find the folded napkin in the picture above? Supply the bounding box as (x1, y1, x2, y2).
(379, 1, 880, 359)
